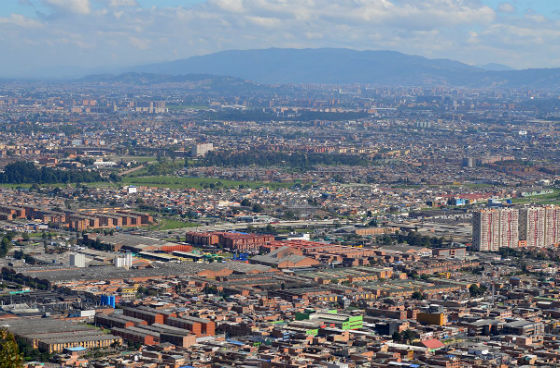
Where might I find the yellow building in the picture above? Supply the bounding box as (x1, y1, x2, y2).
(417, 312, 446, 326)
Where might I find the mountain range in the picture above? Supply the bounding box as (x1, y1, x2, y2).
(125, 48, 560, 89)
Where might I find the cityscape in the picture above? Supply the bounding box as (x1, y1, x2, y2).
(2, 1, 560, 367)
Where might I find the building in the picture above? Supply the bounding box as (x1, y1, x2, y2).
(473, 206, 560, 251)
(308, 312, 363, 330)
(220, 233, 275, 254)
(472, 208, 519, 251)
(544, 206, 560, 247)
(519, 207, 546, 248)
(165, 316, 215, 337)
(4, 318, 122, 354)
(192, 143, 214, 157)
(503, 320, 544, 336)
(417, 305, 447, 326)
(69, 253, 86, 268)
(250, 246, 320, 269)
(500, 208, 519, 249)
(114, 253, 133, 269)
(432, 245, 467, 259)
(472, 209, 502, 252)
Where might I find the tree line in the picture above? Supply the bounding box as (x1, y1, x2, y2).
(0, 162, 104, 184)
(377, 231, 445, 248)
(200, 150, 371, 168)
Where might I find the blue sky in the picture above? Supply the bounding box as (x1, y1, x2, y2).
(483, 0, 559, 16)
(4, 0, 557, 16)
(1, 0, 560, 77)
(1, 0, 206, 16)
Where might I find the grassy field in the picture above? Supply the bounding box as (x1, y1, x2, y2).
(109, 156, 158, 163)
(149, 219, 197, 231)
(0, 183, 33, 189)
(510, 189, 560, 205)
(121, 175, 293, 190)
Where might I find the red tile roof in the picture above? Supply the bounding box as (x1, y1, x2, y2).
(421, 338, 445, 350)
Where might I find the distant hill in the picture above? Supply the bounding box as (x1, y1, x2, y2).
(129, 48, 560, 88)
(478, 63, 514, 71)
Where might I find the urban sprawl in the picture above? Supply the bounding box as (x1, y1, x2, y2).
(1, 78, 560, 367)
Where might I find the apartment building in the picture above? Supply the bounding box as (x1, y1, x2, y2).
(472, 209, 502, 252)
(474, 206, 560, 251)
(519, 207, 546, 248)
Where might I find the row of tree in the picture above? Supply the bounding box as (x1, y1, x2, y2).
(377, 231, 445, 248)
(0, 162, 104, 184)
(200, 150, 372, 169)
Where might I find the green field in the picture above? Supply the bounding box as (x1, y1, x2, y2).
(149, 219, 197, 231)
(509, 189, 560, 205)
(109, 156, 158, 163)
(0, 183, 33, 189)
(121, 175, 293, 190)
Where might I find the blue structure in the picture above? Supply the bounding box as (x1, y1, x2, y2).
(233, 253, 249, 261)
(66, 346, 86, 352)
(449, 198, 466, 206)
(100, 295, 116, 308)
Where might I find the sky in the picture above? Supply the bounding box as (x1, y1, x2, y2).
(1, 0, 560, 77)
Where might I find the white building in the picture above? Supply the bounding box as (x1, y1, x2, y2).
(114, 252, 133, 269)
(70, 253, 86, 268)
(192, 143, 214, 157)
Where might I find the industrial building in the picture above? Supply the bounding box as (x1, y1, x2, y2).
(3, 318, 122, 354)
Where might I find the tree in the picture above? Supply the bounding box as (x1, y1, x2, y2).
(0, 329, 23, 368)
(411, 291, 424, 300)
(469, 284, 487, 297)
(392, 331, 401, 342)
(401, 329, 419, 344)
(0, 237, 11, 258)
(252, 203, 264, 213)
(109, 173, 121, 182)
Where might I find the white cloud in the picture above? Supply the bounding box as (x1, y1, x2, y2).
(42, 0, 92, 14)
(129, 36, 150, 50)
(497, 2, 515, 13)
(0, 14, 43, 28)
(1, 0, 559, 76)
(210, 0, 245, 13)
(108, 0, 138, 6)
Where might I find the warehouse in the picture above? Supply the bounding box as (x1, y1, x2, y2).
(2, 318, 122, 353)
